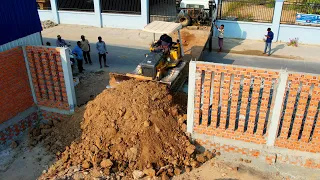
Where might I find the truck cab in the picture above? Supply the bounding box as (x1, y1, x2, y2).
(179, 0, 218, 21)
(180, 0, 210, 9)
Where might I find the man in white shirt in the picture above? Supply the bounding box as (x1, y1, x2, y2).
(215, 24, 224, 52)
(96, 36, 109, 68)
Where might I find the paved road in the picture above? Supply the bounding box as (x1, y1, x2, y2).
(202, 51, 320, 74)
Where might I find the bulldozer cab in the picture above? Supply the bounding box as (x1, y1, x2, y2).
(143, 21, 185, 62)
(109, 21, 187, 89)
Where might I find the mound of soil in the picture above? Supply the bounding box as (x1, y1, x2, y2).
(39, 80, 215, 179)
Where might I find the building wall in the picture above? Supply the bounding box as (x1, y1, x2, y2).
(38, 0, 149, 29)
(0, 47, 34, 124)
(102, 13, 147, 29)
(215, 21, 271, 40)
(278, 24, 320, 45)
(0, 32, 42, 53)
(215, 20, 320, 45)
(38, 10, 54, 21)
(187, 61, 320, 169)
(58, 11, 97, 27)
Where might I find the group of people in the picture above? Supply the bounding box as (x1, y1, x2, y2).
(214, 24, 274, 56)
(52, 35, 109, 73)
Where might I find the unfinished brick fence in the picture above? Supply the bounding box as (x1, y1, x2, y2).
(187, 61, 320, 169)
(0, 46, 76, 144)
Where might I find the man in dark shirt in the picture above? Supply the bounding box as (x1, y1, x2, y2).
(56, 35, 68, 47)
(155, 34, 173, 54)
(157, 34, 173, 47)
(263, 28, 274, 56)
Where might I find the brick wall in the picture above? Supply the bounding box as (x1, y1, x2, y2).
(0, 47, 34, 124)
(188, 61, 320, 169)
(275, 73, 320, 153)
(26, 46, 70, 110)
(193, 63, 279, 144)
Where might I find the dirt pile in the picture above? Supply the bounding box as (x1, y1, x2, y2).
(28, 107, 84, 153)
(41, 20, 57, 29)
(39, 80, 216, 179)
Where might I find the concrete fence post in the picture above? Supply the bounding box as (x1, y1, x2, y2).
(141, 0, 149, 25)
(272, 0, 284, 42)
(187, 61, 197, 134)
(266, 70, 288, 146)
(59, 48, 77, 112)
(22, 46, 38, 104)
(93, 0, 102, 27)
(50, 0, 60, 24)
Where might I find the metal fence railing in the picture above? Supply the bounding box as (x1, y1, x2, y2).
(217, 0, 275, 23)
(281, 0, 320, 25)
(36, 0, 51, 10)
(57, 0, 94, 12)
(149, 0, 176, 22)
(56, 0, 141, 14)
(101, 0, 141, 14)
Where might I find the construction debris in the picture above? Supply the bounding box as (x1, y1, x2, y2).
(41, 20, 57, 29)
(37, 80, 216, 179)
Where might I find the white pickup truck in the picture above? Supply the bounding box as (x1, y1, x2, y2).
(180, 0, 211, 9)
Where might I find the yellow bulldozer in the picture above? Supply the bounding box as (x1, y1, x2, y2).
(109, 21, 187, 90)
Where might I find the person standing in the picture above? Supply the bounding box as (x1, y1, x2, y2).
(56, 35, 68, 47)
(80, 35, 92, 65)
(72, 41, 84, 73)
(215, 24, 224, 52)
(263, 28, 274, 56)
(96, 36, 109, 68)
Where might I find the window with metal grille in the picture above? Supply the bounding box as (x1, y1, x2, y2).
(57, 0, 94, 12)
(101, 0, 141, 15)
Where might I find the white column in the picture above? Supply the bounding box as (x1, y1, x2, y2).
(272, 0, 284, 42)
(50, 0, 60, 24)
(266, 70, 288, 146)
(187, 61, 197, 134)
(141, 0, 149, 25)
(22, 46, 38, 104)
(93, 0, 102, 27)
(59, 48, 77, 112)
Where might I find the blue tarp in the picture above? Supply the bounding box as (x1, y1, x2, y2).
(0, 0, 42, 45)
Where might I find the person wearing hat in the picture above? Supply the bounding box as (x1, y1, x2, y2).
(80, 35, 92, 65)
(96, 36, 109, 68)
(56, 35, 68, 47)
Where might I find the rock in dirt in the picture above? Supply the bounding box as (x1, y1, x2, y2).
(143, 168, 156, 177)
(82, 161, 91, 169)
(10, 141, 18, 149)
(161, 173, 170, 180)
(186, 145, 196, 155)
(132, 170, 145, 179)
(196, 154, 206, 163)
(100, 159, 113, 168)
(174, 168, 182, 175)
(204, 150, 214, 159)
(73, 172, 84, 180)
(143, 120, 151, 127)
(185, 166, 191, 173)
